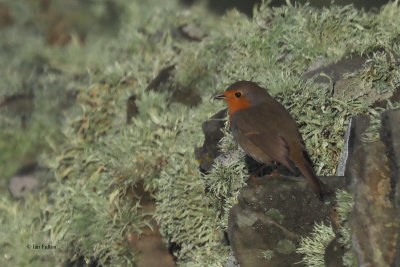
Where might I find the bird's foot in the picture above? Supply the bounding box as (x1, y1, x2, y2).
(268, 168, 281, 177)
(246, 174, 261, 185)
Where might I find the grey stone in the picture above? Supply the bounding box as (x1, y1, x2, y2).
(228, 175, 346, 267)
(302, 56, 367, 84)
(343, 115, 370, 189)
(333, 77, 393, 106)
(146, 65, 176, 92)
(179, 24, 206, 41)
(195, 109, 227, 173)
(8, 163, 39, 199)
(335, 117, 352, 176)
(8, 174, 39, 199)
(336, 115, 370, 178)
(146, 64, 201, 107)
(0, 92, 34, 127)
(381, 108, 400, 205)
(380, 108, 400, 267)
(303, 50, 398, 85)
(324, 236, 345, 267)
(347, 141, 399, 267)
(225, 249, 240, 267)
(126, 95, 138, 124)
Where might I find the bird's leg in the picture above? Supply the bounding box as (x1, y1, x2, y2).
(253, 163, 268, 177)
(269, 168, 280, 176)
(267, 161, 282, 177)
(246, 163, 267, 185)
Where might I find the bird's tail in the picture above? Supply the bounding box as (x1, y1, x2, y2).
(297, 158, 334, 202)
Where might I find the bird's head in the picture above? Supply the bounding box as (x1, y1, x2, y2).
(215, 81, 269, 118)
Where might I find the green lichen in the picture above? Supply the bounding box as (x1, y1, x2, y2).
(262, 249, 274, 260)
(336, 190, 357, 267)
(296, 222, 335, 266)
(0, 194, 57, 267)
(1, 0, 400, 266)
(266, 208, 284, 224)
(277, 239, 296, 255)
(296, 190, 357, 267)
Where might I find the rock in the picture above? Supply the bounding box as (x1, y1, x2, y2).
(380, 108, 400, 267)
(179, 24, 206, 41)
(324, 237, 346, 267)
(0, 92, 35, 128)
(225, 249, 240, 267)
(228, 176, 346, 267)
(381, 108, 400, 205)
(303, 51, 398, 85)
(146, 64, 201, 107)
(333, 77, 394, 106)
(373, 87, 400, 109)
(8, 163, 39, 199)
(347, 141, 399, 267)
(0, 4, 14, 28)
(335, 115, 370, 178)
(8, 175, 39, 199)
(126, 180, 176, 267)
(335, 117, 352, 176)
(303, 51, 399, 107)
(170, 86, 202, 107)
(342, 115, 370, 188)
(146, 65, 176, 92)
(126, 95, 138, 124)
(126, 226, 176, 267)
(195, 109, 227, 173)
(302, 56, 368, 84)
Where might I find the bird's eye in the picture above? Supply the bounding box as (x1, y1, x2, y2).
(235, 92, 242, 98)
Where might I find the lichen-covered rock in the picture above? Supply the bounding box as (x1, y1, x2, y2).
(179, 23, 206, 41)
(146, 64, 202, 107)
(225, 249, 240, 267)
(302, 56, 367, 84)
(126, 180, 176, 267)
(324, 237, 346, 267)
(381, 108, 400, 207)
(126, 95, 139, 124)
(347, 141, 399, 267)
(127, 226, 176, 267)
(302, 50, 399, 108)
(228, 176, 346, 267)
(8, 174, 39, 199)
(2, 1, 400, 266)
(0, 4, 13, 28)
(8, 163, 39, 199)
(195, 109, 227, 173)
(380, 108, 400, 267)
(343, 115, 370, 187)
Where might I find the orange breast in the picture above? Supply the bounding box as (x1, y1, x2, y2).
(224, 91, 251, 120)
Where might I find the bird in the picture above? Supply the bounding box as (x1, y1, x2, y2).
(215, 81, 332, 201)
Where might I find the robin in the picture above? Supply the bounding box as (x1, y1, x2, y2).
(215, 81, 333, 201)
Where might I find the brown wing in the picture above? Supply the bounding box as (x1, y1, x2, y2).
(231, 103, 302, 173)
(232, 103, 332, 200)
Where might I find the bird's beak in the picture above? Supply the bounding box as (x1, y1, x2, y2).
(214, 94, 226, 100)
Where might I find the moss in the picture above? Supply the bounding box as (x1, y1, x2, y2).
(266, 208, 284, 224)
(1, 0, 400, 266)
(335, 190, 357, 267)
(262, 249, 274, 260)
(296, 190, 357, 267)
(0, 194, 58, 267)
(277, 239, 296, 254)
(296, 222, 335, 266)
